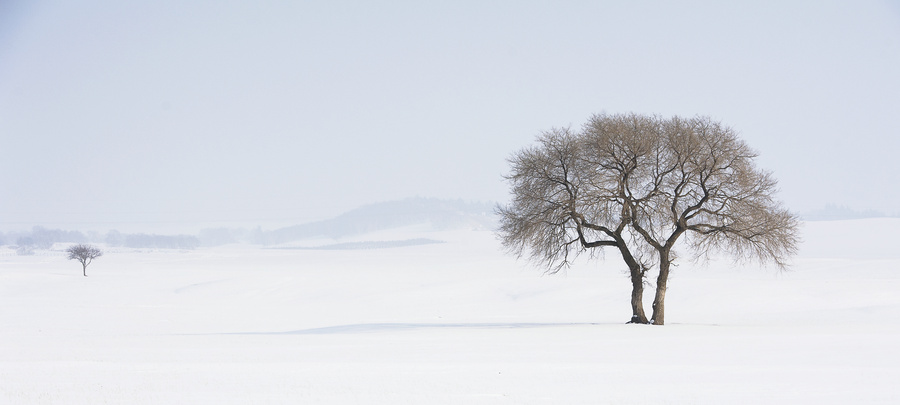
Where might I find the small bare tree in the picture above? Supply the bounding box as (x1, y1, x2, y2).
(66, 244, 103, 277)
(497, 126, 654, 323)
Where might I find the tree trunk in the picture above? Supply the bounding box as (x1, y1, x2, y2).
(628, 267, 648, 324)
(650, 252, 670, 325)
(82, 262, 88, 277)
(617, 244, 649, 324)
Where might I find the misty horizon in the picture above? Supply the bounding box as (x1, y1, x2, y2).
(2, 197, 897, 248)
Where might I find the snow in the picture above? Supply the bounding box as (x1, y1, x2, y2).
(1, 220, 899, 404)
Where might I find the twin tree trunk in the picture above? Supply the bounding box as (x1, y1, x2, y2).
(623, 258, 667, 326)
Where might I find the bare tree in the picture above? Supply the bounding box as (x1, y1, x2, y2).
(614, 115, 801, 325)
(497, 127, 653, 323)
(499, 113, 800, 325)
(66, 244, 103, 277)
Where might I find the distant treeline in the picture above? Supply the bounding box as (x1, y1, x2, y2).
(1, 227, 200, 250)
(116, 233, 200, 250)
(3, 227, 88, 249)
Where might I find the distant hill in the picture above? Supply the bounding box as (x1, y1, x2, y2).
(259, 198, 496, 245)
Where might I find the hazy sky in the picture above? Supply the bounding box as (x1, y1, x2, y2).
(2, 1, 899, 232)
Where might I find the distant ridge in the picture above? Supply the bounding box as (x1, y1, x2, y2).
(260, 198, 496, 245)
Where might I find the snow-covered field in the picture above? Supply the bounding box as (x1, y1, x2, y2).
(1, 219, 899, 404)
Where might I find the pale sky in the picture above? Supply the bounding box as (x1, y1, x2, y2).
(2, 1, 899, 232)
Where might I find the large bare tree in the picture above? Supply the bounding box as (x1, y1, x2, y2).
(497, 126, 653, 323)
(499, 113, 800, 325)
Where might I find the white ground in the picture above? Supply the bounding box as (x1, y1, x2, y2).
(1, 219, 899, 404)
